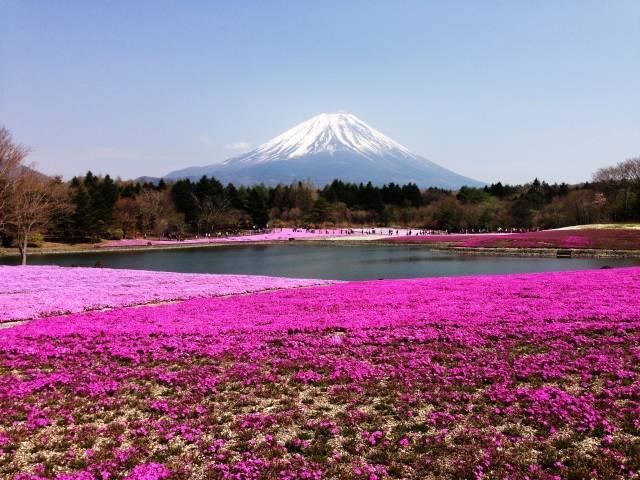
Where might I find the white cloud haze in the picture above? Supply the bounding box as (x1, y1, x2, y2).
(225, 141, 251, 151)
(199, 134, 213, 148)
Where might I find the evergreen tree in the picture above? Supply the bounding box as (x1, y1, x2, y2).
(171, 179, 199, 228)
(70, 181, 92, 238)
(310, 197, 331, 223)
(247, 187, 269, 228)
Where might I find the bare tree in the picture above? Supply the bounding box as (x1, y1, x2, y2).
(0, 127, 30, 230)
(113, 197, 141, 238)
(198, 196, 231, 233)
(593, 157, 640, 215)
(594, 156, 640, 185)
(5, 171, 66, 265)
(138, 189, 179, 237)
(137, 189, 160, 235)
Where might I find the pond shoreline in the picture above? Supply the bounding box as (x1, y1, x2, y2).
(374, 241, 640, 258)
(2, 238, 640, 259)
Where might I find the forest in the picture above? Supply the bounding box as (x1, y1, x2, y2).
(14, 167, 640, 241)
(1, 126, 639, 260)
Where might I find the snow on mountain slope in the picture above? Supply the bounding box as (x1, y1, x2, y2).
(165, 113, 483, 188)
(226, 113, 414, 165)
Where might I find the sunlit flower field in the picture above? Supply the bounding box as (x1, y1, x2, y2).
(388, 229, 640, 250)
(0, 266, 335, 323)
(99, 229, 349, 248)
(1, 267, 640, 478)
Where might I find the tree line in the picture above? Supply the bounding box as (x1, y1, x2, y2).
(1, 126, 639, 263)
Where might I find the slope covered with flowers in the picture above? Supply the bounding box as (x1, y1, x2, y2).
(0, 266, 335, 322)
(98, 228, 424, 248)
(99, 229, 349, 248)
(2, 268, 640, 478)
(388, 228, 640, 250)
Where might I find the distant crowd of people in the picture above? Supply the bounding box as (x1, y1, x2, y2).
(154, 225, 543, 242)
(269, 226, 542, 236)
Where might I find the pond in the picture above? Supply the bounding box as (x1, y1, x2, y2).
(3, 243, 638, 280)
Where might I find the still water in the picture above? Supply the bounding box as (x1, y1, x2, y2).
(3, 244, 637, 280)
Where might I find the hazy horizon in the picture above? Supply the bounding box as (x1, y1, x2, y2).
(2, 1, 638, 184)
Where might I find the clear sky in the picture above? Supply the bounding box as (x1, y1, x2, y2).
(1, 1, 638, 184)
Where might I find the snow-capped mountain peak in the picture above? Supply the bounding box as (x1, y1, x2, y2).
(223, 112, 415, 166)
(164, 112, 483, 188)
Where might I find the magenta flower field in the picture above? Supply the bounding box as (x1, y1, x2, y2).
(388, 229, 640, 250)
(462, 229, 640, 249)
(2, 268, 640, 478)
(0, 266, 335, 323)
(385, 233, 500, 245)
(100, 229, 348, 248)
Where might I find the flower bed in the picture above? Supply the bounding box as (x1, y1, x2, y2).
(0, 266, 335, 323)
(461, 229, 640, 249)
(2, 267, 640, 478)
(384, 233, 501, 244)
(388, 229, 640, 250)
(100, 229, 349, 248)
(99, 228, 427, 248)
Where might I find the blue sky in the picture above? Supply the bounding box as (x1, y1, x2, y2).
(1, 1, 638, 184)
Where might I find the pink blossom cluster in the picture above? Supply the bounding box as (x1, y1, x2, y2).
(386, 233, 501, 244)
(460, 229, 640, 249)
(388, 228, 640, 250)
(1, 267, 640, 478)
(100, 228, 348, 248)
(0, 266, 335, 322)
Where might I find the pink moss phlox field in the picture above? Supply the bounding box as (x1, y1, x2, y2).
(0, 266, 335, 322)
(460, 229, 640, 249)
(389, 229, 640, 250)
(386, 233, 501, 245)
(100, 228, 348, 248)
(2, 268, 640, 478)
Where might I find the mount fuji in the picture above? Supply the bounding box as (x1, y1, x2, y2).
(165, 113, 483, 188)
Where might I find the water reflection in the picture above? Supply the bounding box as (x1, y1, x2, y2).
(3, 244, 637, 280)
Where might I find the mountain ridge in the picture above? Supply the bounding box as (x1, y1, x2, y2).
(165, 113, 483, 188)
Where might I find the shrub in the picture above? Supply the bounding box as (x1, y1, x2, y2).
(11, 232, 44, 248)
(106, 228, 124, 240)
